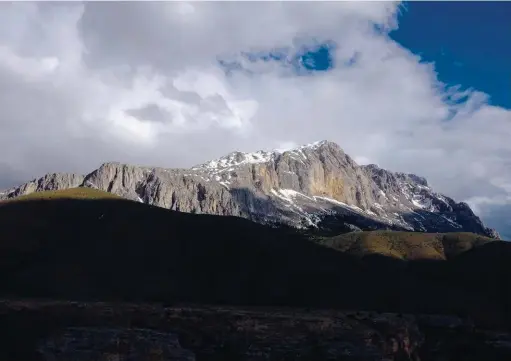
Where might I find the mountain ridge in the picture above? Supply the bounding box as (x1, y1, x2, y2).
(0, 140, 499, 238)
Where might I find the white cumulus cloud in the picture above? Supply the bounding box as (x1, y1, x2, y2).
(0, 1, 509, 235)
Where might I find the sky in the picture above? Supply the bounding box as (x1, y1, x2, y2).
(0, 2, 510, 237)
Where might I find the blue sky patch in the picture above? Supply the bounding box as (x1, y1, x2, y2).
(391, 1, 511, 110)
(218, 41, 335, 76)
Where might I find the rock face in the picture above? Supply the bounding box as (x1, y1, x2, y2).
(2, 173, 84, 198)
(0, 140, 499, 238)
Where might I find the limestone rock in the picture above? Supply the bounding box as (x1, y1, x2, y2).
(1, 173, 84, 198)
(0, 140, 499, 238)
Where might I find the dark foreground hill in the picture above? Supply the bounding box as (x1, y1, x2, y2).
(1, 189, 510, 331)
(5, 300, 511, 361)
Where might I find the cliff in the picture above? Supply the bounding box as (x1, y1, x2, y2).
(0, 140, 498, 238)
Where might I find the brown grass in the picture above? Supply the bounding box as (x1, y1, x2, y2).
(319, 230, 495, 260)
(3, 188, 122, 202)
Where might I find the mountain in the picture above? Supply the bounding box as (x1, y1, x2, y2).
(0, 140, 499, 238)
(0, 194, 509, 330)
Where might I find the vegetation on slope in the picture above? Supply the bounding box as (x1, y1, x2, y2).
(3, 187, 122, 202)
(318, 230, 496, 260)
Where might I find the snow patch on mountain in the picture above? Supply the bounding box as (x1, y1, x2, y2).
(193, 140, 332, 172)
(194, 150, 275, 171)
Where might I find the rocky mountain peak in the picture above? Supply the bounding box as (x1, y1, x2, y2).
(192, 140, 343, 172)
(363, 164, 429, 188)
(0, 141, 499, 239)
(193, 149, 276, 171)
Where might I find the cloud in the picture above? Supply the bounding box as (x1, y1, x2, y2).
(0, 2, 509, 235)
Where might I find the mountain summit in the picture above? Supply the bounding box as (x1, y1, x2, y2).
(0, 140, 499, 238)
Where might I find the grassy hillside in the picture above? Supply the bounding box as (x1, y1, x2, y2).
(318, 230, 496, 260)
(0, 192, 510, 329)
(3, 187, 122, 202)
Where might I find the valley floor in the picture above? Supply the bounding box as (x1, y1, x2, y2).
(2, 299, 511, 361)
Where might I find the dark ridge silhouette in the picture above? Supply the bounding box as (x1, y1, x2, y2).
(0, 196, 510, 330)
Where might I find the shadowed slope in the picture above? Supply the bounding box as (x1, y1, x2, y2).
(0, 195, 509, 329)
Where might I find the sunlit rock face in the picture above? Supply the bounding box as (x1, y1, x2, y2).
(1, 140, 499, 238)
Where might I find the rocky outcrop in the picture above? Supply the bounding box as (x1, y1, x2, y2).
(0, 140, 499, 238)
(39, 328, 195, 361)
(3, 301, 511, 361)
(1, 173, 84, 198)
